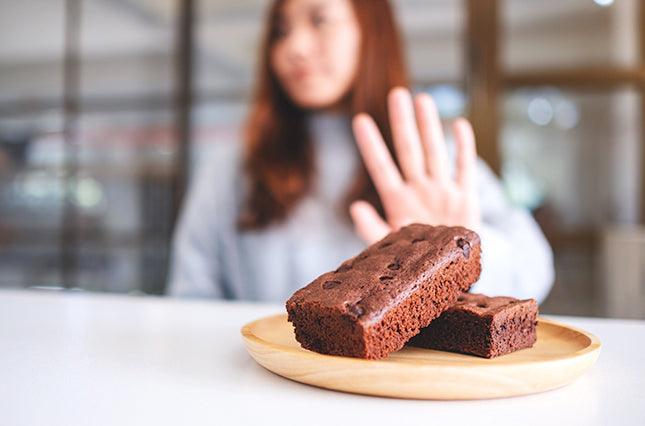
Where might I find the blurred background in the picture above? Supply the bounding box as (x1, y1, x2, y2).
(0, 0, 643, 318)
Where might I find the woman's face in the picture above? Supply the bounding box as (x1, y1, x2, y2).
(270, 0, 361, 110)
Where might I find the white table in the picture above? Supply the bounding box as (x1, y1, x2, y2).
(1, 289, 644, 426)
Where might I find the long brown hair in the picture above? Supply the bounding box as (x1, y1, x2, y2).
(238, 0, 409, 230)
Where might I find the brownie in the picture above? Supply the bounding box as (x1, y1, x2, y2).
(408, 293, 538, 358)
(285, 223, 481, 360)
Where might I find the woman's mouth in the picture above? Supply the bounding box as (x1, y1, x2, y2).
(291, 67, 315, 82)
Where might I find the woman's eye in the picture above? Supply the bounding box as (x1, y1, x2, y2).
(312, 14, 327, 27)
(274, 24, 289, 39)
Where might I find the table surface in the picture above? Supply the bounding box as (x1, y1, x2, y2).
(1, 289, 644, 426)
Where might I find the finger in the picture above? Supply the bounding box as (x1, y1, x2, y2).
(453, 118, 477, 190)
(350, 200, 391, 245)
(388, 87, 425, 181)
(352, 113, 404, 198)
(415, 93, 450, 181)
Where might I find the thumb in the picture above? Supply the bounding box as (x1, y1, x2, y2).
(349, 200, 391, 245)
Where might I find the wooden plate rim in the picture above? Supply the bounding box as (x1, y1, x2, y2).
(241, 313, 602, 365)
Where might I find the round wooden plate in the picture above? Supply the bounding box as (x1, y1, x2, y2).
(241, 314, 601, 400)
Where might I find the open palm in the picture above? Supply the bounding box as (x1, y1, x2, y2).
(350, 87, 481, 245)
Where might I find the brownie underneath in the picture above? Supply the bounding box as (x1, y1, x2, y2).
(407, 293, 538, 358)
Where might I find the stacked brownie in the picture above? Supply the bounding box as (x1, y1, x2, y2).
(286, 223, 538, 360)
(286, 223, 481, 359)
(408, 293, 538, 358)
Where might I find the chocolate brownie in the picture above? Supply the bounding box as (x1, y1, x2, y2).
(285, 223, 481, 359)
(408, 293, 538, 358)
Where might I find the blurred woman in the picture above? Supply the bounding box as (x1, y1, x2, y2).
(168, 0, 554, 303)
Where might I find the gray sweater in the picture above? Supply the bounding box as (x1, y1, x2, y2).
(168, 113, 554, 304)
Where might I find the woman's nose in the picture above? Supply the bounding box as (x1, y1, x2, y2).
(282, 26, 315, 61)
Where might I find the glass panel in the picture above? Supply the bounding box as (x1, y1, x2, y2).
(396, 0, 465, 84)
(403, 0, 467, 119)
(0, 0, 66, 105)
(502, 0, 640, 72)
(501, 87, 642, 316)
(502, 88, 640, 228)
(74, 110, 175, 294)
(195, 0, 267, 168)
(0, 112, 65, 289)
(79, 0, 178, 100)
(196, 0, 263, 97)
(0, 1, 178, 293)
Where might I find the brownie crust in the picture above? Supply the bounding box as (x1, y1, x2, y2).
(286, 223, 482, 359)
(408, 293, 538, 358)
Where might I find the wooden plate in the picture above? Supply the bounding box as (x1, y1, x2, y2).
(241, 314, 601, 400)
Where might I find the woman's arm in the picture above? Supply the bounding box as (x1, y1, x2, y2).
(470, 159, 554, 304)
(167, 150, 224, 298)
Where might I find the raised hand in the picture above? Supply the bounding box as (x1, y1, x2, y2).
(350, 87, 481, 245)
